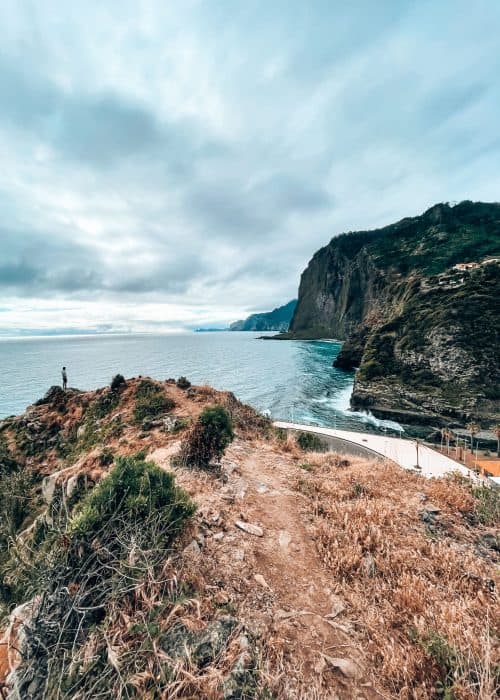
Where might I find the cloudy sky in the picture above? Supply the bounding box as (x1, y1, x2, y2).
(1, 0, 500, 334)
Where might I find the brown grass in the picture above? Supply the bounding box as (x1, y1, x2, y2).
(295, 458, 500, 699)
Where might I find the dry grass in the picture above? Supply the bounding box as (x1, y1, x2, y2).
(295, 458, 500, 699)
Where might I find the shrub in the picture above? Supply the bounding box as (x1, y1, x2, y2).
(296, 431, 328, 452)
(472, 484, 500, 526)
(134, 380, 175, 423)
(9, 455, 196, 696)
(110, 373, 126, 391)
(99, 448, 114, 466)
(180, 405, 234, 469)
(92, 390, 119, 419)
(70, 454, 196, 538)
(358, 359, 384, 381)
(176, 376, 191, 390)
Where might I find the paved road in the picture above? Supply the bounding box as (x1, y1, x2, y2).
(274, 421, 475, 479)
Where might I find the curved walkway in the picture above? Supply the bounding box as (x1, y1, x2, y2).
(274, 421, 475, 480)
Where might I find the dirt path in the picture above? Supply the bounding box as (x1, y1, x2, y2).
(152, 439, 375, 699)
(229, 443, 371, 696)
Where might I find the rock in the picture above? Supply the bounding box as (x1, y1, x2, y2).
(256, 483, 268, 493)
(421, 508, 439, 525)
(161, 616, 238, 667)
(278, 531, 291, 549)
(214, 590, 230, 605)
(163, 416, 183, 433)
(254, 574, 270, 589)
(42, 474, 58, 505)
(326, 599, 346, 619)
(479, 533, 500, 553)
(183, 540, 201, 556)
(34, 385, 66, 406)
(213, 532, 224, 541)
(77, 424, 86, 438)
(233, 548, 245, 561)
(361, 554, 376, 577)
(223, 650, 254, 699)
(235, 521, 263, 537)
(323, 654, 363, 680)
(66, 474, 80, 499)
(424, 503, 440, 514)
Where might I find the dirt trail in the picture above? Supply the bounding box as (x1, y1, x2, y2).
(152, 439, 375, 699)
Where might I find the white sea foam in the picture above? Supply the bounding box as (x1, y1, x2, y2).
(343, 408, 405, 433)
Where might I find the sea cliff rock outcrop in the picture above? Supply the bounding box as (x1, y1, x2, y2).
(288, 201, 500, 425)
(230, 299, 297, 332)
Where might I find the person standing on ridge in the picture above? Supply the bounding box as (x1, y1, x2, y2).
(62, 366, 68, 391)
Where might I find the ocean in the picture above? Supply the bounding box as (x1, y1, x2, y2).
(0, 331, 396, 432)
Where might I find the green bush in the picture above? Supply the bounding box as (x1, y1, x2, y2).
(110, 373, 126, 391)
(134, 380, 175, 423)
(99, 448, 114, 466)
(92, 390, 120, 419)
(180, 405, 234, 469)
(472, 485, 500, 526)
(296, 431, 327, 452)
(70, 455, 195, 538)
(358, 359, 384, 381)
(176, 376, 191, 390)
(8, 455, 196, 696)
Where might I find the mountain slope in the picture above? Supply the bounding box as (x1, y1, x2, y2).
(230, 299, 297, 331)
(0, 381, 498, 699)
(288, 201, 500, 424)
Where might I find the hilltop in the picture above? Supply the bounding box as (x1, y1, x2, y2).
(286, 201, 500, 426)
(0, 378, 498, 699)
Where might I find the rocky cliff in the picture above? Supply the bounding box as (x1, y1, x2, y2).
(288, 201, 500, 425)
(230, 299, 297, 332)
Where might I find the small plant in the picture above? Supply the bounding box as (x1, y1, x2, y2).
(352, 482, 366, 498)
(134, 380, 175, 423)
(99, 448, 114, 466)
(421, 632, 459, 698)
(296, 431, 327, 452)
(298, 462, 313, 471)
(110, 373, 126, 391)
(472, 484, 500, 526)
(274, 427, 287, 442)
(176, 376, 191, 390)
(92, 390, 120, 419)
(180, 405, 234, 469)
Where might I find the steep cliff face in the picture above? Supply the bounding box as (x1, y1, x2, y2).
(289, 201, 500, 425)
(290, 245, 387, 338)
(230, 299, 297, 331)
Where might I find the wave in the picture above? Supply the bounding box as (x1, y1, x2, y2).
(343, 408, 405, 433)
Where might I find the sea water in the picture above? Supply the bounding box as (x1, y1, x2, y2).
(0, 331, 395, 432)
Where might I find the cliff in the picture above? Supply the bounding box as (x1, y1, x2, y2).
(0, 380, 498, 699)
(230, 299, 297, 331)
(288, 201, 500, 425)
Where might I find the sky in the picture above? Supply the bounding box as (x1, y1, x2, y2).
(1, 0, 500, 334)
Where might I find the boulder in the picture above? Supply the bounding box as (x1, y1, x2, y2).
(235, 521, 263, 537)
(161, 616, 238, 667)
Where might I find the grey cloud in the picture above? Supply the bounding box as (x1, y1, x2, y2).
(186, 173, 332, 241)
(0, 55, 219, 174)
(0, 0, 499, 330)
(0, 261, 41, 286)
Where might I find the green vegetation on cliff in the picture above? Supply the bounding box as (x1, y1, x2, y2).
(230, 299, 297, 332)
(289, 201, 500, 424)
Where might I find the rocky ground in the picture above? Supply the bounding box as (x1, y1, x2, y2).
(0, 378, 498, 699)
